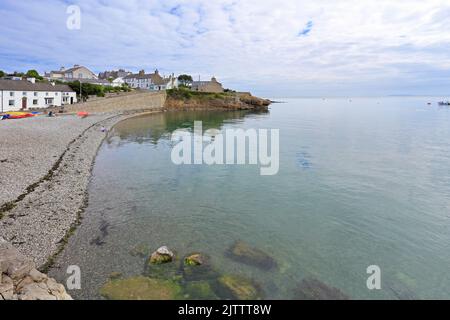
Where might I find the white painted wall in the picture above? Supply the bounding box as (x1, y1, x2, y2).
(1, 90, 77, 112)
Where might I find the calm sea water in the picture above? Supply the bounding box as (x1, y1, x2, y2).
(51, 97, 450, 299)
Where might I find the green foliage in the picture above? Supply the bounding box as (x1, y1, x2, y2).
(177, 74, 193, 87)
(0, 70, 4, 78)
(167, 88, 229, 100)
(26, 69, 43, 80)
(67, 81, 131, 99)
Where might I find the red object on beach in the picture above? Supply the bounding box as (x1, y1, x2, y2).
(77, 111, 89, 118)
(8, 113, 34, 119)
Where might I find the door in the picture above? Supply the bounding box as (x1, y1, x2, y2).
(22, 97, 27, 110)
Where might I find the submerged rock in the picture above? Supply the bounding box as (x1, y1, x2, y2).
(226, 241, 277, 271)
(182, 253, 218, 282)
(294, 278, 349, 300)
(149, 246, 175, 264)
(99, 276, 183, 300)
(184, 253, 206, 266)
(217, 275, 263, 300)
(184, 281, 219, 300)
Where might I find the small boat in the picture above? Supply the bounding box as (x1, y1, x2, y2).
(1, 112, 35, 120)
(77, 111, 89, 118)
(438, 101, 450, 106)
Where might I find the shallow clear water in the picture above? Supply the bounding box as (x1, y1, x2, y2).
(51, 97, 450, 299)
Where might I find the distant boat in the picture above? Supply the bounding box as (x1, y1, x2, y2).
(438, 101, 450, 106)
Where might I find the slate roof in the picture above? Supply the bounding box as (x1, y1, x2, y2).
(0, 80, 75, 92)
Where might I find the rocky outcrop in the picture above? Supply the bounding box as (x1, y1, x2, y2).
(149, 246, 174, 264)
(226, 240, 277, 271)
(217, 275, 263, 300)
(0, 238, 72, 300)
(293, 278, 349, 300)
(164, 90, 271, 111)
(99, 276, 183, 300)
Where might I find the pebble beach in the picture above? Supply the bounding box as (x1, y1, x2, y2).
(0, 112, 154, 268)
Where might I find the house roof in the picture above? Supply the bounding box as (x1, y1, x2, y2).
(124, 72, 164, 84)
(0, 80, 75, 92)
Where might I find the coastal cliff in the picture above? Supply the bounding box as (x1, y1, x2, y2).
(164, 89, 271, 111)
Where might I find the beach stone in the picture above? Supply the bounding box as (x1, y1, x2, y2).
(184, 253, 206, 266)
(294, 278, 349, 300)
(99, 276, 183, 300)
(226, 241, 277, 271)
(29, 268, 47, 282)
(18, 282, 56, 301)
(0, 275, 14, 300)
(217, 275, 263, 300)
(182, 253, 218, 282)
(149, 246, 174, 264)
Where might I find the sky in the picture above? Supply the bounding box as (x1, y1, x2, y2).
(1, 0, 450, 97)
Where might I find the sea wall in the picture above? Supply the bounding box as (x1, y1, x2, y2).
(65, 91, 166, 113)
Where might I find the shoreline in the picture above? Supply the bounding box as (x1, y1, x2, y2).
(0, 109, 162, 269)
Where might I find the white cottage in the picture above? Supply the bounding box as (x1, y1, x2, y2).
(0, 79, 77, 112)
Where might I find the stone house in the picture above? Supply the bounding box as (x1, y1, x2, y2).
(191, 77, 224, 93)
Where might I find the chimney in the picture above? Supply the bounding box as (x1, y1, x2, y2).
(27, 78, 36, 84)
(155, 69, 159, 75)
(74, 64, 80, 68)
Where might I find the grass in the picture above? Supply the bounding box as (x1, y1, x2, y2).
(167, 88, 232, 100)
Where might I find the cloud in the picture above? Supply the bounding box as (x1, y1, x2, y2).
(1, 0, 450, 96)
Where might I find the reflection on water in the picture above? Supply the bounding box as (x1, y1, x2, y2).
(50, 99, 450, 300)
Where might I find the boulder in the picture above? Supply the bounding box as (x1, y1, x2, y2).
(184, 253, 206, 266)
(217, 275, 263, 300)
(99, 276, 183, 300)
(226, 241, 277, 271)
(182, 253, 218, 282)
(149, 246, 174, 265)
(293, 278, 349, 300)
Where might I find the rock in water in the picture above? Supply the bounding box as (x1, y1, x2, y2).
(184, 253, 206, 266)
(294, 278, 349, 300)
(149, 246, 174, 264)
(182, 253, 218, 282)
(226, 241, 277, 271)
(184, 281, 219, 300)
(99, 276, 183, 300)
(217, 275, 263, 300)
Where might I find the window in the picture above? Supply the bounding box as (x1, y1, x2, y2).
(34, 92, 38, 96)
(9, 92, 14, 97)
(23, 92, 27, 96)
(55, 92, 58, 96)
(46, 92, 49, 96)
(9, 100, 14, 106)
(33, 100, 38, 105)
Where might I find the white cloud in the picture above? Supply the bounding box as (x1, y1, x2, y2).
(1, 0, 450, 96)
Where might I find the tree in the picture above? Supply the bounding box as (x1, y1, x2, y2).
(26, 70, 43, 80)
(0, 70, 4, 78)
(177, 74, 193, 87)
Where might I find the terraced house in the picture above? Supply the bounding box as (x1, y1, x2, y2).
(124, 69, 178, 91)
(0, 78, 77, 112)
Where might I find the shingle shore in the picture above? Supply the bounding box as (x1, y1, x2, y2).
(0, 112, 157, 268)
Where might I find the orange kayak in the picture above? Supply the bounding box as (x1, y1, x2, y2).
(77, 112, 89, 118)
